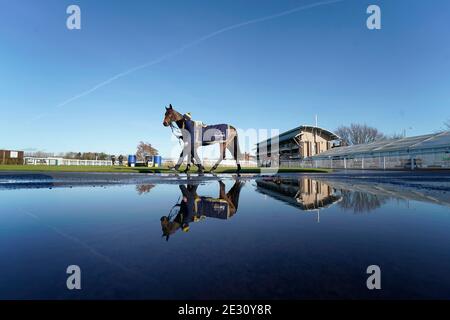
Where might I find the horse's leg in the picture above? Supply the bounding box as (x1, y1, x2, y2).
(226, 180, 244, 213)
(218, 180, 227, 199)
(174, 142, 190, 173)
(192, 146, 204, 174)
(210, 142, 227, 172)
(226, 133, 242, 175)
(183, 145, 191, 173)
(172, 149, 186, 171)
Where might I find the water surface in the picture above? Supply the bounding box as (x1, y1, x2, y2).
(1, 174, 449, 299)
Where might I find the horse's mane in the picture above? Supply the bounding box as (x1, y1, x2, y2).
(172, 109, 183, 120)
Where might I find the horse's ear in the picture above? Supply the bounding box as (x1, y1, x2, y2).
(169, 104, 173, 109)
(165, 106, 169, 110)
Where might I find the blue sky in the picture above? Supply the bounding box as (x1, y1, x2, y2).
(1, 0, 449, 156)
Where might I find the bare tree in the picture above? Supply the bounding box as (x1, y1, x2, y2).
(26, 150, 54, 158)
(136, 184, 155, 195)
(136, 141, 158, 161)
(335, 124, 385, 146)
(63, 151, 112, 160)
(386, 133, 404, 140)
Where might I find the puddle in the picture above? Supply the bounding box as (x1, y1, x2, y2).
(1, 175, 449, 299)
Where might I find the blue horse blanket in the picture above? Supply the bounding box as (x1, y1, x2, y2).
(183, 119, 229, 146)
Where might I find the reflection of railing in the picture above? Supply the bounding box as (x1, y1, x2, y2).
(338, 190, 388, 213)
(320, 179, 450, 208)
(257, 176, 450, 213)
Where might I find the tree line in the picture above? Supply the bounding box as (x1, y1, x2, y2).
(24, 142, 159, 161)
(335, 119, 449, 146)
(334, 124, 403, 146)
(25, 151, 118, 160)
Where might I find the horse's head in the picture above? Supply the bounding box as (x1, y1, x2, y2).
(163, 104, 181, 127)
(160, 215, 180, 241)
(160, 213, 191, 241)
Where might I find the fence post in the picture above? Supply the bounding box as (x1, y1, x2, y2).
(383, 156, 386, 170)
(361, 157, 364, 169)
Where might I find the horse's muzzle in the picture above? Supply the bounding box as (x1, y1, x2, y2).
(163, 121, 169, 127)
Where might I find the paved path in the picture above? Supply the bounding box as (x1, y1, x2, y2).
(1, 170, 449, 190)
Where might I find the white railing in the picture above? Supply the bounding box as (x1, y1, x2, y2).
(61, 159, 113, 166)
(24, 156, 257, 168)
(24, 157, 112, 166)
(279, 151, 450, 170)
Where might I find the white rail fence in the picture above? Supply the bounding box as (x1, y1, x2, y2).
(279, 151, 450, 170)
(25, 157, 112, 166)
(24, 157, 258, 168)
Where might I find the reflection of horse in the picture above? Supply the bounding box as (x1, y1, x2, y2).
(160, 180, 244, 241)
(162, 104, 242, 174)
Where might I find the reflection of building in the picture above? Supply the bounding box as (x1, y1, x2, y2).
(322, 179, 450, 209)
(256, 125, 340, 166)
(257, 176, 450, 215)
(296, 178, 341, 210)
(256, 177, 341, 211)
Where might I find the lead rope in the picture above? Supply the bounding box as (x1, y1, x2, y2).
(169, 122, 183, 146)
(167, 195, 182, 221)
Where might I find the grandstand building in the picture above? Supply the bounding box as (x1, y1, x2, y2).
(256, 125, 341, 166)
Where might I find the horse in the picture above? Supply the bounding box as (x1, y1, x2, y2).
(162, 104, 242, 174)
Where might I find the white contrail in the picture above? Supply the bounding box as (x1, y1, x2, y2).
(21, 208, 156, 283)
(32, 0, 343, 121)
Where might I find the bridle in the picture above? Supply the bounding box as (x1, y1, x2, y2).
(167, 195, 182, 220)
(166, 110, 185, 143)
